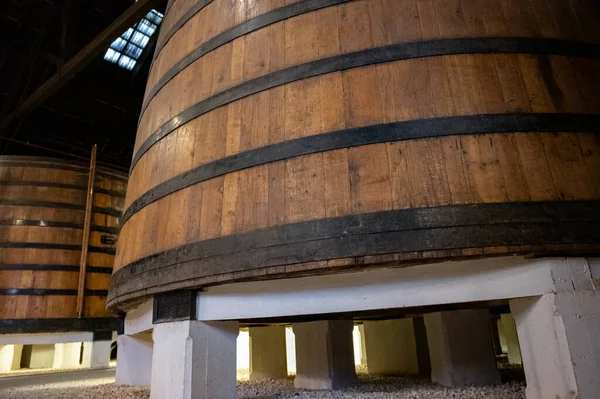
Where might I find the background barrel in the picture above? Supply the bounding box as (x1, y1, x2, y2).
(0, 156, 126, 330)
(109, 0, 600, 310)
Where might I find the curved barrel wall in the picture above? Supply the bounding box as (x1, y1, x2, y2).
(109, 0, 600, 310)
(0, 156, 126, 332)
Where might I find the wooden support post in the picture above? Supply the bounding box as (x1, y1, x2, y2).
(76, 145, 97, 318)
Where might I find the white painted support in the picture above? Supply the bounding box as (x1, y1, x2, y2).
(249, 326, 287, 380)
(363, 319, 419, 374)
(53, 342, 82, 369)
(150, 320, 238, 399)
(508, 257, 600, 399)
(124, 299, 154, 336)
(0, 332, 93, 345)
(197, 257, 560, 321)
(500, 314, 522, 364)
(116, 332, 153, 386)
(0, 344, 23, 372)
(293, 320, 356, 390)
(511, 292, 600, 399)
(82, 341, 111, 368)
(424, 309, 500, 387)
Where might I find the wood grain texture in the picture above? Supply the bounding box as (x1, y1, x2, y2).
(111, 0, 600, 311)
(0, 156, 126, 321)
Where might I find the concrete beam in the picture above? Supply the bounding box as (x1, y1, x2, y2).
(0, 332, 93, 345)
(196, 257, 561, 321)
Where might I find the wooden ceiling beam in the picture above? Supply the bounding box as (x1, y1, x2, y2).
(0, 0, 164, 131)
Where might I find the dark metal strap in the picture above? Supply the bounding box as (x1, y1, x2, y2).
(0, 318, 119, 334)
(0, 242, 116, 255)
(0, 264, 113, 274)
(0, 156, 127, 182)
(122, 113, 600, 225)
(0, 200, 122, 217)
(146, 0, 355, 115)
(153, 0, 214, 61)
(0, 219, 119, 235)
(109, 201, 600, 305)
(0, 289, 109, 296)
(132, 37, 600, 171)
(0, 181, 126, 197)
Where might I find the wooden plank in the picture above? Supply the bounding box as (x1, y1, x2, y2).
(76, 146, 96, 319)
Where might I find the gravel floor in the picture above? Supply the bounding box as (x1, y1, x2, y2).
(0, 372, 525, 399)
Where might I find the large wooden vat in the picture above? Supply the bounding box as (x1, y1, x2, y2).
(109, 0, 600, 311)
(0, 156, 126, 332)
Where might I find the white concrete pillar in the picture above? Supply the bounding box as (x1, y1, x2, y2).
(82, 341, 111, 368)
(249, 325, 287, 380)
(363, 319, 419, 374)
(424, 309, 500, 387)
(116, 332, 153, 386)
(500, 314, 522, 365)
(510, 292, 600, 399)
(293, 320, 356, 390)
(150, 320, 239, 399)
(0, 344, 23, 372)
(52, 343, 81, 369)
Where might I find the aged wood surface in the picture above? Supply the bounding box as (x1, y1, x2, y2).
(0, 156, 126, 320)
(110, 0, 600, 311)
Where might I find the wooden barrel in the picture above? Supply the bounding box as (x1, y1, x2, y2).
(0, 156, 127, 333)
(109, 0, 600, 311)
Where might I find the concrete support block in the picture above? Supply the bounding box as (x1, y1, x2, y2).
(424, 309, 500, 387)
(82, 341, 111, 368)
(0, 344, 23, 372)
(363, 319, 419, 375)
(497, 318, 508, 353)
(500, 314, 522, 365)
(53, 343, 81, 369)
(116, 332, 153, 386)
(511, 292, 600, 399)
(249, 325, 287, 380)
(150, 320, 239, 399)
(293, 320, 356, 390)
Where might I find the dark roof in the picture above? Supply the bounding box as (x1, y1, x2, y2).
(0, 0, 164, 171)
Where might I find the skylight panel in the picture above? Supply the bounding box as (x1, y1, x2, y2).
(104, 8, 164, 70)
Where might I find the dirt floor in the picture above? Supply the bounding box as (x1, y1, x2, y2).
(0, 369, 525, 399)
